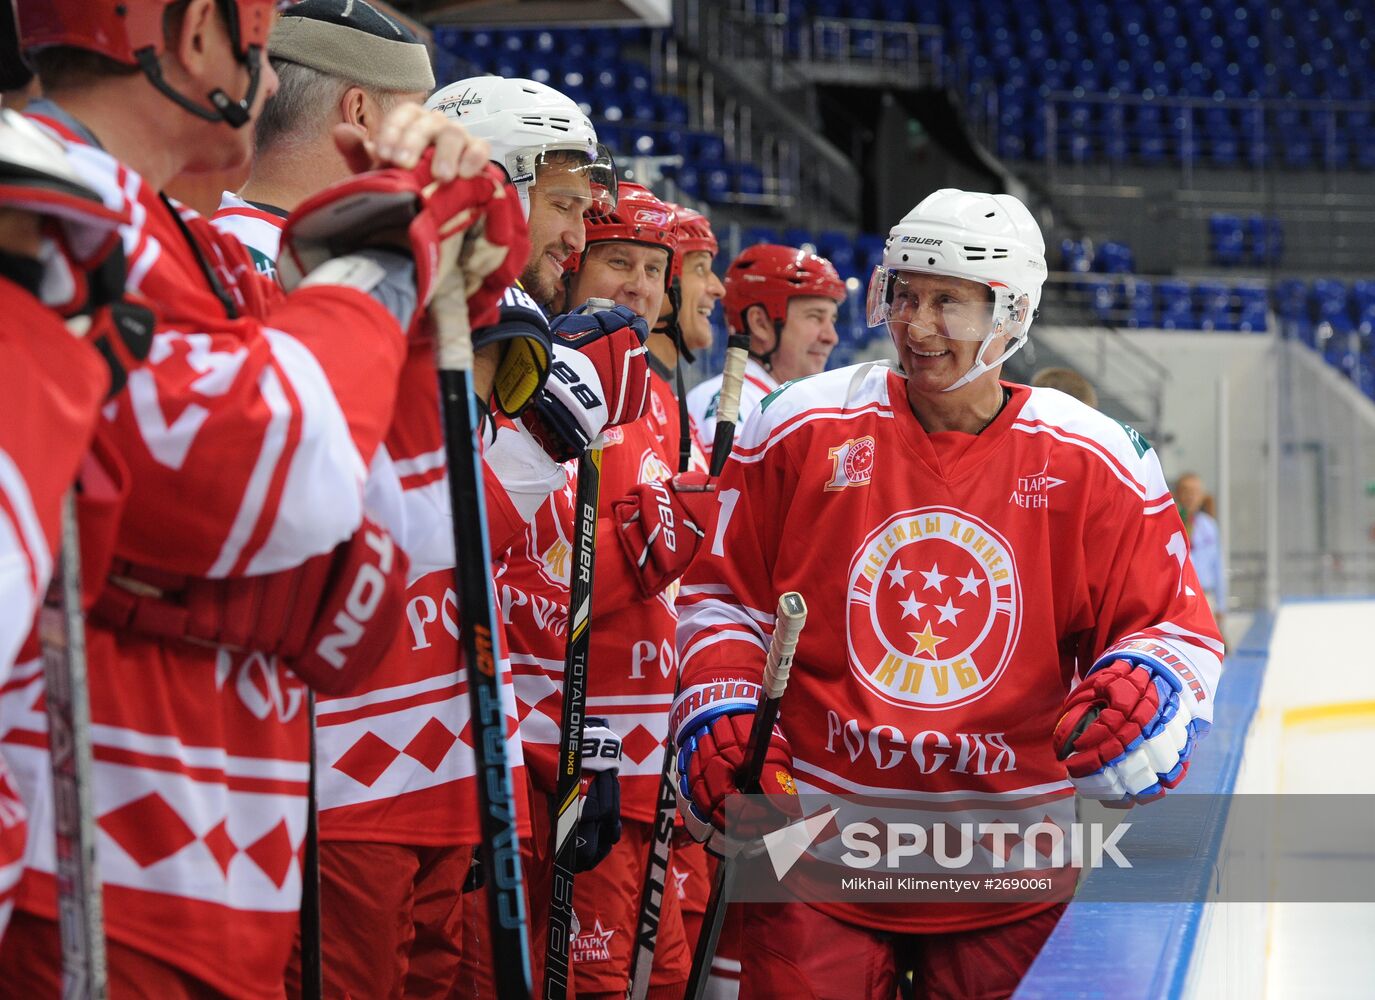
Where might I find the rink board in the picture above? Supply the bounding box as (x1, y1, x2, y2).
(1016, 600, 1375, 1000)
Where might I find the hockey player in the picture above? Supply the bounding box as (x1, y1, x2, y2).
(550, 183, 714, 999)
(672, 189, 1224, 998)
(0, 0, 524, 993)
(426, 77, 662, 997)
(685, 243, 845, 467)
(0, 108, 154, 940)
(216, 0, 437, 281)
(209, 42, 649, 994)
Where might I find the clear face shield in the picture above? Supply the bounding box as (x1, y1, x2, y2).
(866, 265, 1032, 392)
(508, 143, 618, 218)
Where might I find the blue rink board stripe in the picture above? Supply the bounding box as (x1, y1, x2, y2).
(1012, 613, 1275, 1000)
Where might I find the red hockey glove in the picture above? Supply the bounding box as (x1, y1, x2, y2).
(1054, 651, 1208, 807)
(611, 471, 714, 599)
(523, 303, 652, 461)
(93, 516, 408, 696)
(675, 706, 799, 856)
(279, 154, 530, 335)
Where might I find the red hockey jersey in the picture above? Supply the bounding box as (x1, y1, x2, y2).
(0, 279, 110, 938)
(212, 200, 533, 848)
(673, 364, 1224, 934)
(0, 109, 408, 995)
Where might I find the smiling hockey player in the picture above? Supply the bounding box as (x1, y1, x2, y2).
(671, 189, 1223, 999)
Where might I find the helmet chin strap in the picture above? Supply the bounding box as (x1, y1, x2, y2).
(941, 328, 1027, 393)
(135, 44, 262, 129)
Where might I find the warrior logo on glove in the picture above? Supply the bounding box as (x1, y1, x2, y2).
(845, 505, 1023, 709)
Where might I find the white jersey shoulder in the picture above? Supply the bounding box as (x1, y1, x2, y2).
(734, 361, 896, 457)
(1015, 386, 1168, 501)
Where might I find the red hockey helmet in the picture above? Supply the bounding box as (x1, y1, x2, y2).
(15, 0, 274, 128)
(722, 243, 845, 335)
(565, 181, 678, 291)
(665, 202, 718, 279)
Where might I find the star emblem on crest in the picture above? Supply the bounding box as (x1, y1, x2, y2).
(898, 593, 925, 619)
(906, 620, 947, 657)
(933, 597, 964, 625)
(672, 867, 690, 899)
(920, 563, 948, 592)
(956, 569, 983, 596)
(886, 562, 912, 588)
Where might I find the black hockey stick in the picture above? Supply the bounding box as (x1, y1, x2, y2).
(298, 693, 322, 1000)
(542, 298, 616, 1000)
(625, 333, 753, 1000)
(708, 334, 751, 477)
(684, 592, 808, 1000)
(434, 272, 531, 1000)
(41, 493, 108, 1000)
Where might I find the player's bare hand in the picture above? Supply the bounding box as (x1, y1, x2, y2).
(345, 103, 490, 181)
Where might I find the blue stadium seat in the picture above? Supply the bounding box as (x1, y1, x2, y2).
(1196, 282, 1236, 331)
(1060, 238, 1093, 273)
(1236, 286, 1270, 332)
(1126, 279, 1155, 328)
(1096, 240, 1135, 274)
(735, 164, 765, 196)
(1209, 214, 1245, 267)
(1157, 280, 1195, 329)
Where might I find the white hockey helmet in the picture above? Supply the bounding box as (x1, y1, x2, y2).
(425, 76, 617, 219)
(867, 188, 1047, 392)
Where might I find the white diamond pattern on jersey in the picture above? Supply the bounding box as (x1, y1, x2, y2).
(846, 506, 1023, 710)
(97, 791, 298, 888)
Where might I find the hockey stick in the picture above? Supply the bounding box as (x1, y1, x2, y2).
(542, 298, 616, 1000)
(708, 334, 751, 478)
(298, 692, 322, 1000)
(41, 493, 108, 1000)
(624, 332, 752, 1000)
(684, 591, 807, 1000)
(434, 273, 531, 999)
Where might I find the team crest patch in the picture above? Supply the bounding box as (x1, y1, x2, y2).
(571, 918, 617, 963)
(650, 390, 668, 425)
(846, 506, 1022, 709)
(826, 436, 875, 491)
(775, 769, 797, 795)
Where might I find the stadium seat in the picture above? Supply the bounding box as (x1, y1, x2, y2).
(1236, 286, 1270, 332)
(1196, 282, 1235, 331)
(1126, 279, 1155, 328)
(1157, 280, 1195, 329)
(1209, 214, 1245, 267)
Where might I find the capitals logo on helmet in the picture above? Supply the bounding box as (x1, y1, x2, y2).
(722, 243, 845, 335)
(565, 182, 679, 291)
(846, 506, 1023, 710)
(15, 0, 273, 127)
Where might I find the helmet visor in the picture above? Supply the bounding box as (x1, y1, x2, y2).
(866, 265, 1030, 342)
(525, 143, 618, 216)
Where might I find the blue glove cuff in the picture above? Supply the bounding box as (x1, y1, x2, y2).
(675, 701, 757, 827)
